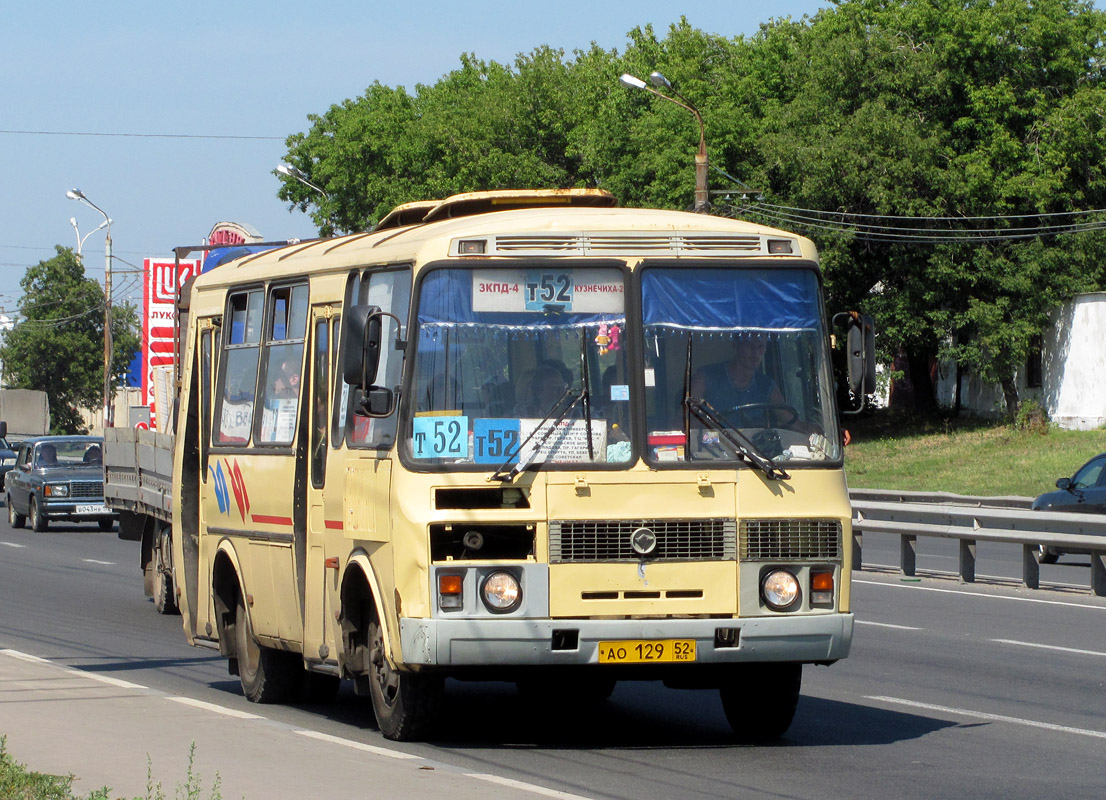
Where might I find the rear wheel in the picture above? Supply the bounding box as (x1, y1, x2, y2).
(151, 525, 178, 615)
(235, 595, 299, 703)
(367, 615, 442, 741)
(29, 497, 47, 532)
(7, 494, 24, 528)
(720, 663, 802, 742)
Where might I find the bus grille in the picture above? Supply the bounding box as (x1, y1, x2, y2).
(549, 519, 737, 563)
(739, 519, 841, 561)
(491, 233, 767, 257)
(71, 480, 104, 499)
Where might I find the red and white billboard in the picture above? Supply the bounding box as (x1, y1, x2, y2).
(142, 257, 201, 410)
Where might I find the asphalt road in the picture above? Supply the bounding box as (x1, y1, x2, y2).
(2, 518, 1105, 799)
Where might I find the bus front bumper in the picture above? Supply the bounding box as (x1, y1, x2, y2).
(399, 613, 853, 667)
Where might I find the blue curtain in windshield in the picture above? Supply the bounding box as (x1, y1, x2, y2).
(641, 268, 820, 331)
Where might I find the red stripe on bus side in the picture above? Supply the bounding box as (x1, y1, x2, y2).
(251, 514, 293, 526)
(324, 520, 344, 530)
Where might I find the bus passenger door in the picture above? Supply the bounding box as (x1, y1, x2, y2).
(304, 308, 337, 661)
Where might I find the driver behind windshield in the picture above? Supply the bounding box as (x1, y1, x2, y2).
(690, 336, 784, 415)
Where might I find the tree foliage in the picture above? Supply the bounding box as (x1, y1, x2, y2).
(0, 247, 141, 433)
(280, 1, 1106, 413)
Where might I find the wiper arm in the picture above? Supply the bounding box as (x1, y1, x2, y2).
(684, 397, 790, 481)
(488, 385, 583, 483)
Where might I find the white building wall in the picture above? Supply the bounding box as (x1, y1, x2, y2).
(1044, 292, 1106, 430)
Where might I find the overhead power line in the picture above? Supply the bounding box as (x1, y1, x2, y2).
(0, 129, 282, 141)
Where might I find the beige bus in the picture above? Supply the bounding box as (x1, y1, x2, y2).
(171, 189, 868, 741)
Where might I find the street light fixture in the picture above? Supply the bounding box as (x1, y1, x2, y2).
(69, 215, 111, 259)
(619, 71, 710, 213)
(66, 188, 115, 428)
(276, 163, 329, 199)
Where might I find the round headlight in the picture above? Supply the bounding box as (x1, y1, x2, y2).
(761, 569, 801, 611)
(481, 571, 522, 613)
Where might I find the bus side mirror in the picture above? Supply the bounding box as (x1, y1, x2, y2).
(342, 305, 384, 388)
(835, 312, 876, 414)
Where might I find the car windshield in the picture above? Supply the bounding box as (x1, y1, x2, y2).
(408, 266, 632, 468)
(35, 440, 102, 468)
(1071, 457, 1105, 489)
(640, 266, 840, 466)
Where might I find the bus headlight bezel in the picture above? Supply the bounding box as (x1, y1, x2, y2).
(761, 568, 801, 612)
(480, 570, 522, 614)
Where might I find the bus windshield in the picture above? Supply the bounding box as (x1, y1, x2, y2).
(408, 266, 634, 468)
(641, 266, 841, 465)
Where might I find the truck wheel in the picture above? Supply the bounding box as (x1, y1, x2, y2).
(7, 494, 24, 528)
(367, 615, 441, 741)
(151, 526, 178, 615)
(235, 595, 299, 703)
(720, 663, 802, 742)
(29, 497, 48, 532)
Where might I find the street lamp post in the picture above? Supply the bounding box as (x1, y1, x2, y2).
(276, 164, 329, 199)
(66, 188, 114, 428)
(69, 216, 111, 260)
(619, 71, 710, 213)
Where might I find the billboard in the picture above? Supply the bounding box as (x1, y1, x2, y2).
(142, 257, 201, 413)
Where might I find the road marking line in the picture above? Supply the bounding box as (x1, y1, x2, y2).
(856, 620, 923, 631)
(990, 638, 1106, 658)
(854, 578, 1106, 611)
(69, 671, 147, 690)
(81, 558, 115, 566)
(465, 772, 593, 799)
(294, 729, 421, 760)
(1, 648, 50, 664)
(867, 695, 1106, 740)
(167, 696, 263, 719)
(0, 541, 26, 548)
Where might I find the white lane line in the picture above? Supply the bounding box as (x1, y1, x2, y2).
(465, 772, 593, 799)
(990, 639, 1106, 658)
(856, 620, 923, 631)
(867, 695, 1106, 740)
(1, 648, 50, 663)
(82, 558, 115, 566)
(854, 578, 1106, 611)
(69, 670, 147, 690)
(0, 541, 26, 548)
(294, 729, 421, 760)
(166, 696, 263, 719)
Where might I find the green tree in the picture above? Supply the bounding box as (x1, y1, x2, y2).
(0, 247, 141, 433)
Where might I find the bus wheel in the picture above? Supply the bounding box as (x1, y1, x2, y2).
(235, 595, 299, 703)
(720, 663, 802, 742)
(367, 616, 441, 741)
(151, 526, 178, 615)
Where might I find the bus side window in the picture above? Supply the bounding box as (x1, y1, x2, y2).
(310, 317, 329, 487)
(214, 289, 263, 444)
(343, 267, 410, 449)
(257, 284, 309, 445)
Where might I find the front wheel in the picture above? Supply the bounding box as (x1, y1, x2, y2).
(29, 497, 47, 532)
(235, 595, 299, 703)
(367, 616, 442, 741)
(151, 526, 178, 615)
(8, 494, 24, 528)
(720, 663, 802, 742)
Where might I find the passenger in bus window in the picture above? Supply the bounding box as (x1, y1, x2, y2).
(273, 358, 300, 398)
(517, 361, 571, 417)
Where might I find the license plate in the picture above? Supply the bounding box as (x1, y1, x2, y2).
(597, 639, 696, 664)
(76, 504, 109, 515)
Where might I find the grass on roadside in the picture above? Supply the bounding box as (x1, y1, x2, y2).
(0, 737, 224, 800)
(843, 412, 1106, 497)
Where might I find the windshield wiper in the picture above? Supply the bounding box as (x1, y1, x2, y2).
(684, 396, 790, 481)
(488, 385, 584, 483)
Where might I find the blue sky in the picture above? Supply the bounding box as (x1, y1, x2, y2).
(0, 1, 831, 312)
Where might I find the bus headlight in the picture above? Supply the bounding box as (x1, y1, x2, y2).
(481, 571, 522, 613)
(761, 569, 801, 611)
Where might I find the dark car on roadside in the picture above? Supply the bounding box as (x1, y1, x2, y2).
(5, 435, 115, 532)
(1031, 452, 1106, 563)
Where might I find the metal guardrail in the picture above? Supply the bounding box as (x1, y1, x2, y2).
(849, 489, 1106, 596)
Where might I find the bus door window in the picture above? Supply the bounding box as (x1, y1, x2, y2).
(342, 267, 411, 449)
(258, 284, 309, 445)
(214, 289, 263, 444)
(199, 326, 214, 478)
(310, 316, 329, 487)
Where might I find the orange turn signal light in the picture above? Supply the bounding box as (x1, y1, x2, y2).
(439, 574, 463, 595)
(811, 572, 834, 592)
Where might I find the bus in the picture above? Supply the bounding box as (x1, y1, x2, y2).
(170, 188, 871, 741)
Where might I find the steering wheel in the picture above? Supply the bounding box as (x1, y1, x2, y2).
(732, 402, 800, 428)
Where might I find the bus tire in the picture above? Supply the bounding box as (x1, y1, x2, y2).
(235, 595, 299, 704)
(7, 494, 25, 528)
(151, 526, 178, 615)
(367, 615, 442, 741)
(720, 663, 802, 742)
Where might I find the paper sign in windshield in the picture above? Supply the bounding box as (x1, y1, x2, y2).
(472, 269, 623, 314)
